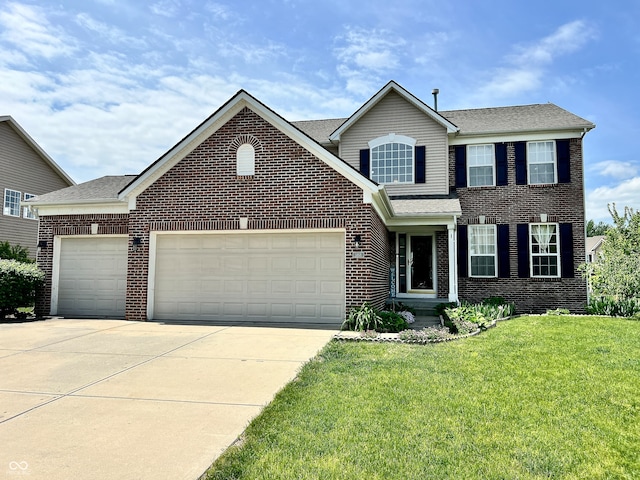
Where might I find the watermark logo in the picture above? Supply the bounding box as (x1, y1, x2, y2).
(7, 461, 30, 476)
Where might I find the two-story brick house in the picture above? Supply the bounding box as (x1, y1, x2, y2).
(1, 116, 75, 256)
(27, 81, 594, 322)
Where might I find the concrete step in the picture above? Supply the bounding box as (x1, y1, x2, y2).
(386, 298, 448, 316)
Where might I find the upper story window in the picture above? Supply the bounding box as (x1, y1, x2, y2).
(23, 193, 37, 219)
(530, 223, 559, 277)
(368, 134, 416, 184)
(236, 143, 255, 176)
(528, 141, 556, 185)
(3, 189, 21, 217)
(467, 144, 495, 187)
(468, 224, 497, 277)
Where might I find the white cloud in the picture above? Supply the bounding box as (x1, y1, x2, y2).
(204, 2, 232, 20)
(149, 0, 182, 18)
(472, 20, 596, 102)
(334, 27, 407, 95)
(0, 2, 76, 60)
(74, 13, 147, 48)
(586, 177, 640, 222)
(510, 20, 595, 66)
(591, 160, 639, 180)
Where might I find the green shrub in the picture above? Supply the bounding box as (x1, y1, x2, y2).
(0, 260, 44, 318)
(0, 241, 33, 263)
(377, 310, 409, 333)
(342, 304, 409, 333)
(586, 296, 640, 317)
(442, 298, 515, 334)
(435, 302, 457, 316)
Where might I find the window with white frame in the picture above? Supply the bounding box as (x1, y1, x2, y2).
(236, 143, 255, 175)
(23, 193, 36, 219)
(528, 141, 556, 184)
(3, 189, 21, 217)
(469, 224, 497, 277)
(530, 223, 559, 277)
(467, 144, 495, 187)
(369, 134, 415, 184)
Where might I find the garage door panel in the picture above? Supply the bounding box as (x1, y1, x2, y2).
(153, 232, 345, 323)
(57, 237, 127, 319)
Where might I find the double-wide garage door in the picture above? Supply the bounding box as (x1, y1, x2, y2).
(152, 231, 345, 323)
(56, 236, 127, 318)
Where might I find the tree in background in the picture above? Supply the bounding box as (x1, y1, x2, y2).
(582, 204, 640, 316)
(0, 241, 33, 263)
(586, 219, 611, 237)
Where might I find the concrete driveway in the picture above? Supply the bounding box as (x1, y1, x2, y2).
(0, 318, 336, 480)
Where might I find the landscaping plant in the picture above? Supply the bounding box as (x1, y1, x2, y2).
(0, 259, 44, 318)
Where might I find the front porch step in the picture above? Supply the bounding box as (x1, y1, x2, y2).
(386, 298, 448, 316)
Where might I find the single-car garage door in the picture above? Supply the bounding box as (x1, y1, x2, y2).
(56, 236, 127, 318)
(152, 231, 345, 323)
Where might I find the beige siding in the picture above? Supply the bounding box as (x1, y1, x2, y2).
(339, 91, 449, 196)
(0, 122, 72, 256)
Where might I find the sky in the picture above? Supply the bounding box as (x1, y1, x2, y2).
(1, 0, 639, 222)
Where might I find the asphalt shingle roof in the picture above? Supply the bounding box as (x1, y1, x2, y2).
(27, 175, 135, 204)
(440, 103, 594, 135)
(292, 103, 594, 143)
(292, 118, 347, 144)
(32, 103, 594, 205)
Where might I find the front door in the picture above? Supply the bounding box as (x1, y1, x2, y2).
(409, 235, 434, 292)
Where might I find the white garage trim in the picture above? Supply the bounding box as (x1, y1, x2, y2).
(147, 229, 346, 323)
(51, 235, 128, 317)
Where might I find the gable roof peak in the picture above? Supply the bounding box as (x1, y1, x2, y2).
(0, 115, 75, 186)
(328, 81, 459, 141)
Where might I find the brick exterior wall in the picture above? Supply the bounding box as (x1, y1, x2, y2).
(122, 107, 388, 320)
(35, 109, 390, 321)
(449, 138, 587, 313)
(34, 214, 129, 317)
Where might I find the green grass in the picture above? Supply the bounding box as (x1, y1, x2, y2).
(205, 316, 640, 479)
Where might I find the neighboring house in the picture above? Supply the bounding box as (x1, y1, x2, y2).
(0, 116, 75, 256)
(585, 235, 605, 262)
(27, 81, 595, 322)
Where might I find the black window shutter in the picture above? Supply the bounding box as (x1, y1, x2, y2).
(557, 140, 571, 183)
(560, 223, 574, 278)
(457, 225, 468, 278)
(495, 143, 508, 186)
(415, 146, 426, 184)
(497, 224, 510, 278)
(515, 142, 527, 185)
(517, 224, 529, 278)
(359, 149, 370, 177)
(455, 146, 467, 188)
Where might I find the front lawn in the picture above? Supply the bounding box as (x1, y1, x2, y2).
(205, 316, 640, 479)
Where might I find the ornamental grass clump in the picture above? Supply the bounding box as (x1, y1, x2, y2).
(342, 303, 409, 333)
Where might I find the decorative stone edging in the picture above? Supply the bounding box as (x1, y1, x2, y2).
(333, 316, 508, 344)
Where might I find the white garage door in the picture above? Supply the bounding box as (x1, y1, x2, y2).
(152, 231, 345, 323)
(56, 237, 127, 318)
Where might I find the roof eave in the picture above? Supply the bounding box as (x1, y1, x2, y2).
(328, 81, 459, 142)
(0, 116, 76, 186)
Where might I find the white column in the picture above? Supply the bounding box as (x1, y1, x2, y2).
(447, 223, 458, 303)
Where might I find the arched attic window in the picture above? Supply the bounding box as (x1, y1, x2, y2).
(368, 134, 417, 184)
(236, 143, 255, 176)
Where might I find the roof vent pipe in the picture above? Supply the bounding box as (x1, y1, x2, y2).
(432, 88, 439, 111)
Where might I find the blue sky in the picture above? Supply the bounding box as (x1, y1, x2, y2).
(1, 0, 639, 222)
